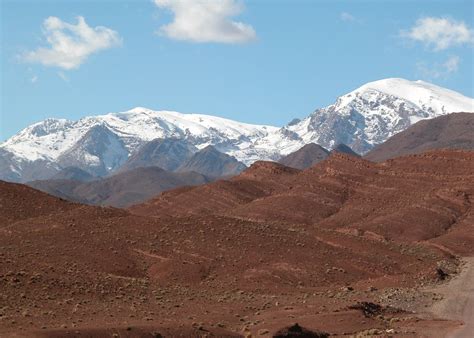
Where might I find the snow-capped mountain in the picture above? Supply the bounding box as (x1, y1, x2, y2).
(1, 108, 278, 181)
(1, 78, 472, 182)
(281, 78, 474, 154)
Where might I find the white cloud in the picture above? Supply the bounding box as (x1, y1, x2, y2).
(30, 75, 38, 83)
(340, 12, 356, 22)
(402, 17, 473, 51)
(416, 55, 461, 79)
(22, 16, 122, 70)
(153, 0, 256, 43)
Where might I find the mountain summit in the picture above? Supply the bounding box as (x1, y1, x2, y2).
(280, 78, 473, 154)
(1, 78, 472, 182)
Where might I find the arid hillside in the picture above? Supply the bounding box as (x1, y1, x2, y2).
(133, 150, 474, 254)
(1, 149, 473, 337)
(365, 112, 474, 162)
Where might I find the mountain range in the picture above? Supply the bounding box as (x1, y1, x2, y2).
(26, 112, 473, 207)
(1, 78, 472, 182)
(2, 78, 474, 336)
(27, 144, 246, 208)
(28, 166, 210, 208)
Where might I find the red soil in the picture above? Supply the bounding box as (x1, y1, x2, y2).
(1, 150, 473, 337)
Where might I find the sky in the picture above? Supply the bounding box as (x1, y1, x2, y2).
(1, 0, 473, 141)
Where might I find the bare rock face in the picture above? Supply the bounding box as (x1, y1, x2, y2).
(120, 138, 197, 172)
(365, 112, 474, 162)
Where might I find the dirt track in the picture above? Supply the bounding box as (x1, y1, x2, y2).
(430, 257, 474, 338)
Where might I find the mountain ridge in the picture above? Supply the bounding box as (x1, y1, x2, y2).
(365, 112, 474, 162)
(177, 145, 247, 178)
(2, 78, 472, 182)
(28, 165, 210, 208)
(278, 143, 330, 169)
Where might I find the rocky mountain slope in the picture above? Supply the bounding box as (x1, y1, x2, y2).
(281, 78, 473, 154)
(177, 145, 247, 178)
(2, 149, 473, 336)
(133, 150, 474, 253)
(49, 166, 96, 182)
(28, 166, 210, 208)
(1, 108, 274, 182)
(331, 143, 361, 157)
(278, 143, 359, 170)
(1, 78, 472, 182)
(0, 180, 79, 225)
(118, 138, 197, 172)
(278, 143, 330, 169)
(27, 144, 246, 207)
(365, 112, 474, 162)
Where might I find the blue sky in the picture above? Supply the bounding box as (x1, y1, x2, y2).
(1, 0, 473, 141)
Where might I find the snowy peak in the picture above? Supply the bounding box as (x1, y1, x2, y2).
(2, 107, 278, 166)
(110, 107, 277, 139)
(56, 124, 129, 176)
(347, 78, 473, 115)
(1, 78, 472, 182)
(285, 78, 474, 154)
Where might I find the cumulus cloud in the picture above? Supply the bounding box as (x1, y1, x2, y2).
(22, 16, 122, 70)
(153, 0, 256, 43)
(416, 55, 461, 79)
(402, 17, 473, 51)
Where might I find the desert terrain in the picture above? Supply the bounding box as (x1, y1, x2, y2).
(1, 149, 473, 337)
